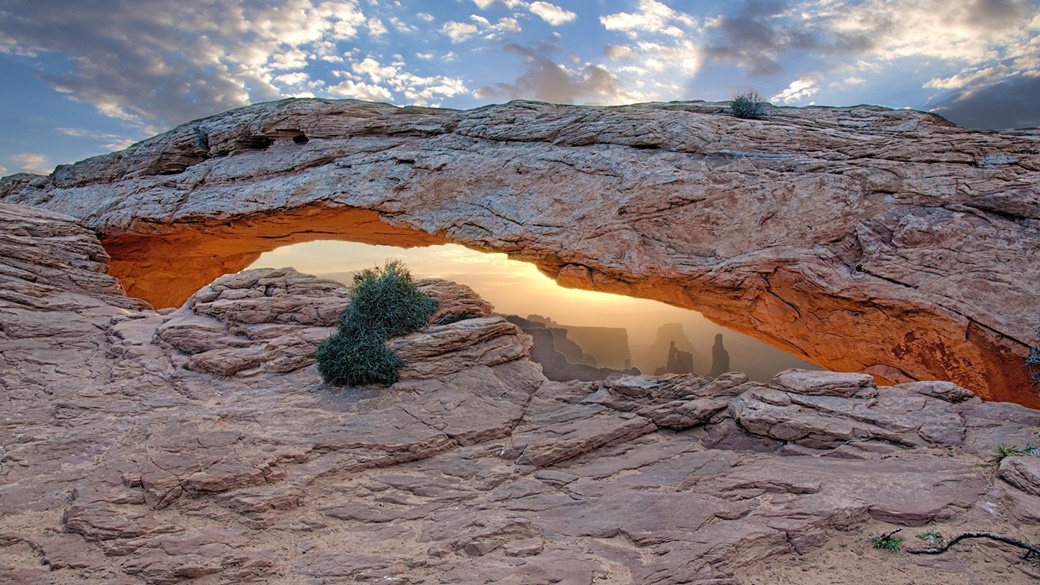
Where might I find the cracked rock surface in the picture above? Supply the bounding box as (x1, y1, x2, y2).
(3, 203, 1040, 584)
(1, 99, 1038, 405)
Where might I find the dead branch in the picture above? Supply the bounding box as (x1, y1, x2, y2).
(906, 532, 1040, 558)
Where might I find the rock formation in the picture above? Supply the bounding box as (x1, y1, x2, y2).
(4, 202, 1040, 583)
(559, 325, 633, 370)
(519, 315, 634, 370)
(711, 333, 731, 377)
(657, 340, 696, 375)
(506, 315, 639, 381)
(642, 322, 703, 375)
(1, 98, 1038, 405)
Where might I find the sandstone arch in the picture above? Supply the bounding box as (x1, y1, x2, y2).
(101, 204, 447, 309)
(2, 98, 1038, 406)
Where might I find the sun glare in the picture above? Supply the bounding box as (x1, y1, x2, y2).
(247, 241, 674, 325)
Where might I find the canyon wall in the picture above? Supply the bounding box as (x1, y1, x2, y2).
(2, 98, 1038, 405)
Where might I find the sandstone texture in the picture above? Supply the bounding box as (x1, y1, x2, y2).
(0, 99, 1038, 405)
(3, 203, 1040, 584)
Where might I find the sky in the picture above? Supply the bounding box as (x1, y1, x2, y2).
(1, 0, 1039, 177)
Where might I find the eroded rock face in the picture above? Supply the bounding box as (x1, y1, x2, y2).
(2, 99, 1038, 405)
(4, 204, 1040, 584)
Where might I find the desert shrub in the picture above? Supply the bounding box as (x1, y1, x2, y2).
(337, 260, 438, 339)
(868, 531, 903, 552)
(316, 330, 404, 387)
(731, 91, 767, 120)
(991, 443, 1040, 465)
(317, 260, 437, 387)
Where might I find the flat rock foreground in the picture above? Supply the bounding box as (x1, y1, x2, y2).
(1, 99, 1039, 406)
(3, 202, 1040, 584)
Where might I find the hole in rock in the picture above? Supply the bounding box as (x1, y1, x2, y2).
(246, 241, 819, 383)
(238, 135, 274, 150)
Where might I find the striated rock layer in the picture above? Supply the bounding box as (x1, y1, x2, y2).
(3, 203, 1040, 584)
(1, 99, 1039, 405)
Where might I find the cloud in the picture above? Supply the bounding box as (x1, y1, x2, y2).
(442, 11, 523, 43)
(274, 72, 313, 86)
(603, 44, 634, 59)
(56, 128, 137, 150)
(593, 2, 708, 101)
(822, 0, 1040, 127)
(366, 17, 388, 37)
(328, 79, 393, 101)
(353, 57, 398, 82)
(2, 0, 1037, 139)
(388, 17, 416, 33)
(336, 55, 468, 106)
(474, 42, 635, 104)
(930, 75, 1040, 129)
(442, 21, 479, 43)
(496, 17, 522, 33)
(12, 153, 50, 175)
(473, 0, 522, 8)
(697, 1, 876, 78)
(0, 164, 8, 176)
(527, 2, 576, 26)
(770, 75, 820, 103)
(595, 0, 1039, 109)
(827, 0, 1037, 63)
(601, 0, 696, 38)
(0, 0, 374, 130)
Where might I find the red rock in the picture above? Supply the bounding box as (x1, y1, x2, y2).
(5, 100, 1039, 404)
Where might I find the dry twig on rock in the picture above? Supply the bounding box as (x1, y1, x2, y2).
(907, 532, 1040, 558)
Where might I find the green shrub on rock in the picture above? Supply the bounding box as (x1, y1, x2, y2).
(731, 91, 767, 120)
(337, 261, 438, 339)
(316, 330, 405, 387)
(318, 260, 437, 387)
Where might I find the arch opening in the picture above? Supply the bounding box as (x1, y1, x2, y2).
(245, 240, 819, 383)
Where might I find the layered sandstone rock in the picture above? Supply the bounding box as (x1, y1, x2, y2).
(4, 203, 1040, 584)
(3, 99, 1036, 404)
(154, 269, 499, 377)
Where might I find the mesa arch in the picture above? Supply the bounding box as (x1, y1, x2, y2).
(2, 98, 1038, 407)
